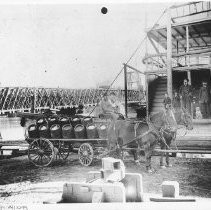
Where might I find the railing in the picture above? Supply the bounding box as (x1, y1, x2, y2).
(0, 87, 141, 114)
(143, 49, 211, 73)
(171, 1, 211, 23)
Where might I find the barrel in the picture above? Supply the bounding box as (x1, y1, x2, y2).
(36, 118, 47, 128)
(71, 117, 81, 128)
(48, 116, 59, 128)
(97, 124, 108, 139)
(28, 124, 39, 138)
(39, 124, 50, 138)
(50, 124, 62, 139)
(86, 124, 98, 139)
(59, 117, 70, 127)
(74, 124, 86, 139)
(82, 117, 93, 127)
(62, 124, 75, 139)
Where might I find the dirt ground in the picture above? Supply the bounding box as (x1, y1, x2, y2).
(0, 154, 211, 204)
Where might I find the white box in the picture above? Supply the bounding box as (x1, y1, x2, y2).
(162, 181, 179, 198)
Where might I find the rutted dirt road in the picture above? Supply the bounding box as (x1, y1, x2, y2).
(0, 154, 211, 203)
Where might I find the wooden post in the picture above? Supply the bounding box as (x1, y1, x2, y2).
(145, 12, 149, 118)
(31, 88, 35, 113)
(176, 40, 179, 65)
(167, 8, 173, 99)
(186, 25, 191, 84)
(124, 64, 128, 118)
(209, 55, 211, 82)
(34, 88, 36, 113)
(145, 74, 149, 120)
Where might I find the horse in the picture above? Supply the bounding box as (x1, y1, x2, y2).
(107, 109, 178, 173)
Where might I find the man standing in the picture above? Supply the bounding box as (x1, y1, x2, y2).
(199, 81, 210, 119)
(179, 79, 192, 115)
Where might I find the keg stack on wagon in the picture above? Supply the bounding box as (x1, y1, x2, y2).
(27, 115, 109, 140)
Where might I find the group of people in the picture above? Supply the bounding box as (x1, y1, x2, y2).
(163, 79, 211, 119)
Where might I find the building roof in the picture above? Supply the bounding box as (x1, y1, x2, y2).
(147, 1, 211, 53)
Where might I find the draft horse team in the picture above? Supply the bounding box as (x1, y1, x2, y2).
(105, 107, 193, 173)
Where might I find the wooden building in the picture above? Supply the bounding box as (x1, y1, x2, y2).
(143, 2, 211, 116)
(142, 2, 211, 142)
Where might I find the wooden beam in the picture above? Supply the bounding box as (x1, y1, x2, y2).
(170, 2, 201, 9)
(146, 17, 211, 33)
(167, 8, 173, 99)
(148, 33, 167, 49)
(154, 149, 211, 154)
(186, 25, 191, 84)
(172, 9, 211, 20)
(124, 64, 128, 118)
(148, 36, 166, 66)
(145, 70, 167, 75)
(123, 63, 145, 75)
(174, 64, 211, 71)
(143, 47, 211, 61)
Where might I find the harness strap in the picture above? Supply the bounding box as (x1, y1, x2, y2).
(149, 112, 176, 151)
(159, 128, 171, 150)
(122, 129, 153, 147)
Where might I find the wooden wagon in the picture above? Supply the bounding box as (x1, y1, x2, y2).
(23, 113, 112, 167)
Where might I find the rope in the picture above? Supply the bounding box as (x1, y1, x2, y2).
(88, 7, 168, 116)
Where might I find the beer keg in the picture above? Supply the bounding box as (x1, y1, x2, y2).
(74, 124, 86, 139)
(62, 124, 75, 139)
(50, 124, 62, 139)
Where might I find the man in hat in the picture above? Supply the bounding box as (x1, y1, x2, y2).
(199, 81, 210, 118)
(179, 79, 192, 115)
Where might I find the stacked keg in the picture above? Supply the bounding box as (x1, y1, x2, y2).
(27, 115, 108, 140)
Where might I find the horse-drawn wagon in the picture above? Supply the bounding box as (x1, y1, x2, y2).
(22, 107, 186, 172)
(24, 113, 112, 167)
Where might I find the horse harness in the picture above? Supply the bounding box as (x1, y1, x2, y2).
(105, 111, 177, 156)
(133, 111, 176, 149)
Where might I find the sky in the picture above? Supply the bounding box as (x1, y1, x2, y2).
(0, 1, 173, 89)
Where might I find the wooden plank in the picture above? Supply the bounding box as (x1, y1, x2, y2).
(124, 64, 128, 118)
(124, 148, 211, 154)
(148, 37, 166, 66)
(150, 197, 196, 202)
(123, 63, 145, 75)
(0, 140, 28, 146)
(167, 8, 173, 99)
(176, 136, 211, 141)
(154, 149, 211, 154)
(16, 111, 44, 119)
(146, 16, 211, 32)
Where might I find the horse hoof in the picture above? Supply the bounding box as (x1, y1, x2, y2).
(160, 165, 166, 169)
(166, 164, 172, 167)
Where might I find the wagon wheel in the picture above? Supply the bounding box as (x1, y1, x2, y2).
(56, 141, 71, 160)
(28, 138, 55, 167)
(78, 143, 94, 166)
(176, 125, 187, 137)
